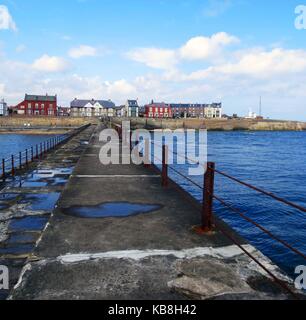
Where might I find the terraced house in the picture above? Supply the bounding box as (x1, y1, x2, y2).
(16, 94, 57, 116)
(170, 103, 222, 119)
(70, 99, 116, 117)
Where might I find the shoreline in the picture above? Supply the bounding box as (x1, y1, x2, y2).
(0, 128, 76, 135)
(114, 118, 306, 131)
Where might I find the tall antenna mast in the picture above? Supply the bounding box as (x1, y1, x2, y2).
(259, 96, 262, 117)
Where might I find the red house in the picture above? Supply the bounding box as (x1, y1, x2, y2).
(144, 101, 172, 118)
(15, 94, 57, 116)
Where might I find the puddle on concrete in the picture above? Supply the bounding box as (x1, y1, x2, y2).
(18, 193, 60, 211)
(9, 216, 49, 232)
(63, 202, 162, 218)
(10, 168, 73, 188)
(0, 244, 35, 255)
(0, 204, 10, 210)
(7, 233, 38, 244)
(16, 180, 48, 188)
(0, 193, 20, 201)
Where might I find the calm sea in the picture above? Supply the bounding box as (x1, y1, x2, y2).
(0, 134, 57, 160)
(157, 131, 306, 278)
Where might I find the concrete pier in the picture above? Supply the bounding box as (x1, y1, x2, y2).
(0, 125, 95, 300)
(8, 124, 296, 300)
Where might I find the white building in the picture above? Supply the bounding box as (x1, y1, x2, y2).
(204, 103, 222, 119)
(0, 99, 8, 116)
(245, 109, 257, 119)
(125, 100, 139, 117)
(70, 99, 116, 117)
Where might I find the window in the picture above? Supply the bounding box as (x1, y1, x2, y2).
(28, 103, 31, 109)
(35, 103, 39, 108)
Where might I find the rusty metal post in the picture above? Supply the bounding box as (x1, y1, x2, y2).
(162, 145, 168, 187)
(144, 138, 150, 168)
(19, 152, 22, 170)
(201, 162, 215, 232)
(2, 159, 5, 181)
(25, 149, 28, 168)
(130, 130, 133, 152)
(11, 155, 15, 176)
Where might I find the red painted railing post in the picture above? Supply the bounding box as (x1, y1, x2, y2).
(162, 145, 168, 187)
(202, 162, 215, 232)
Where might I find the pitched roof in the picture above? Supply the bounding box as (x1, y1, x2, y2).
(70, 99, 115, 109)
(25, 94, 57, 102)
(127, 100, 139, 106)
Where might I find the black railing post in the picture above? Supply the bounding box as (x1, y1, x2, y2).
(2, 159, 5, 181)
(36, 144, 39, 160)
(11, 155, 15, 177)
(201, 162, 215, 232)
(26, 149, 28, 168)
(162, 145, 168, 187)
(19, 152, 22, 170)
(31, 147, 34, 162)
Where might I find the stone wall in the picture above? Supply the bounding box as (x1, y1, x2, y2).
(113, 117, 306, 131)
(0, 116, 98, 128)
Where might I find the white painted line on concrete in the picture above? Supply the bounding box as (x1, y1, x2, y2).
(57, 245, 253, 264)
(53, 245, 291, 282)
(72, 175, 161, 178)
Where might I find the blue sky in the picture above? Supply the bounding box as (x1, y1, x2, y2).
(1, 0, 306, 120)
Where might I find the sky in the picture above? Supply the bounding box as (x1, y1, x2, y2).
(0, 0, 306, 120)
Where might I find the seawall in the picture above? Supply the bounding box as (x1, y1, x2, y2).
(0, 117, 98, 134)
(113, 117, 306, 131)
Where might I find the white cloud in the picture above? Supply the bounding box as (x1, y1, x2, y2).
(179, 32, 239, 60)
(16, 44, 26, 53)
(127, 48, 178, 70)
(127, 33, 239, 69)
(68, 45, 97, 59)
(106, 79, 136, 96)
(32, 54, 70, 73)
(186, 48, 306, 80)
(203, 0, 232, 17)
(0, 5, 17, 31)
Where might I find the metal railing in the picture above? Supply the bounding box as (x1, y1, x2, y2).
(1, 124, 91, 181)
(111, 123, 304, 298)
(152, 142, 305, 298)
